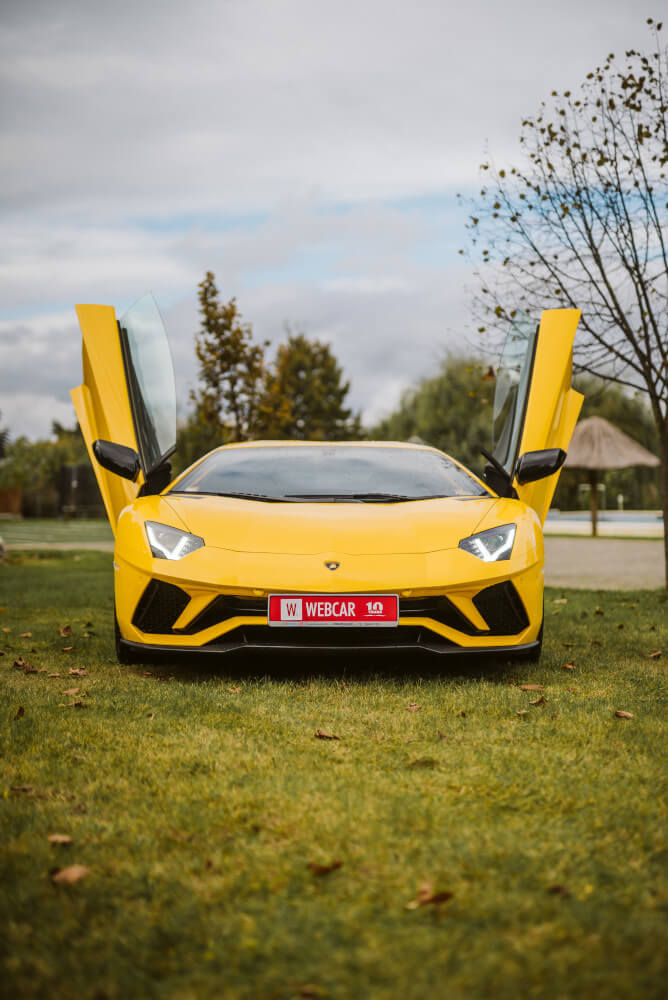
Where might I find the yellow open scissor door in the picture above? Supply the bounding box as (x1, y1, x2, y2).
(71, 294, 176, 534)
(490, 308, 584, 524)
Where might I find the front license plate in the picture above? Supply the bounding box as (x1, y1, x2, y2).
(268, 594, 399, 627)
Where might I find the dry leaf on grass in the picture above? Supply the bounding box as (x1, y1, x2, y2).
(307, 860, 342, 876)
(516, 710, 529, 717)
(615, 710, 634, 720)
(47, 673, 61, 678)
(11, 785, 34, 794)
(562, 642, 576, 648)
(62, 687, 79, 696)
(47, 834, 73, 846)
(407, 703, 421, 712)
(617, 623, 624, 629)
(61, 646, 75, 653)
(437, 729, 450, 740)
(14, 706, 24, 719)
(2, 627, 11, 634)
(547, 884, 571, 897)
(648, 650, 662, 659)
(457, 710, 466, 718)
(58, 625, 72, 638)
(20, 632, 32, 638)
(594, 606, 604, 615)
(51, 864, 89, 885)
(591, 639, 602, 646)
(13, 656, 37, 674)
(405, 880, 454, 910)
(530, 695, 547, 706)
(562, 661, 576, 671)
(226, 685, 242, 693)
(314, 729, 340, 740)
(68, 668, 87, 677)
(521, 684, 544, 692)
(553, 598, 568, 605)
(0, 650, 4, 656)
(142, 671, 153, 677)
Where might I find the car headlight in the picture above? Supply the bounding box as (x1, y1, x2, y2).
(459, 523, 516, 562)
(145, 521, 204, 560)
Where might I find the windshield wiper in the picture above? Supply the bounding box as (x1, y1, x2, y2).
(170, 490, 295, 503)
(285, 492, 447, 503)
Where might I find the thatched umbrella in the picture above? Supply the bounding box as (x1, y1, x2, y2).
(564, 416, 660, 535)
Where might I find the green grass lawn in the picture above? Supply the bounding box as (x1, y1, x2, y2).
(0, 518, 112, 547)
(1, 552, 666, 1000)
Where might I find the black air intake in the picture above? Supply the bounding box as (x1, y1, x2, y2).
(473, 582, 529, 635)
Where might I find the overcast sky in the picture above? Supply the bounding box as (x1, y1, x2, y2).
(0, 0, 663, 440)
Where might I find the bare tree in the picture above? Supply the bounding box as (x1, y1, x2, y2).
(461, 19, 668, 584)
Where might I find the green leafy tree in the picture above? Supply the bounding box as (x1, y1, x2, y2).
(0, 411, 8, 460)
(190, 272, 267, 443)
(460, 19, 668, 582)
(371, 358, 496, 475)
(258, 332, 361, 440)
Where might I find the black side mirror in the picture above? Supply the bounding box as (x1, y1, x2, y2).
(515, 448, 567, 485)
(93, 440, 140, 482)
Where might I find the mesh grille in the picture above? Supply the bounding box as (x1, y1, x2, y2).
(473, 582, 529, 635)
(132, 580, 190, 634)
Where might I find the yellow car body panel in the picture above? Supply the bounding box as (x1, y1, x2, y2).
(70, 297, 582, 660)
(70, 304, 142, 532)
(515, 309, 584, 523)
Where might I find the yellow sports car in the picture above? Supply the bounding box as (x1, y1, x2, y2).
(71, 297, 582, 663)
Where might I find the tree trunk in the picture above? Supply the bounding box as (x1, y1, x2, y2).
(589, 470, 598, 537)
(659, 427, 668, 589)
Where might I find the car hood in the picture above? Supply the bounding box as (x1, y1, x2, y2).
(161, 494, 499, 556)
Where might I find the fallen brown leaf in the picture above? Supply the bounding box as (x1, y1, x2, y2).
(146, 712, 154, 719)
(14, 706, 24, 719)
(649, 624, 656, 631)
(307, 860, 343, 876)
(226, 685, 242, 693)
(0, 650, 4, 656)
(591, 639, 602, 646)
(530, 695, 547, 706)
(407, 703, 421, 712)
(142, 670, 153, 676)
(457, 710, 466, 718)
(561, 661, 576, 671)
(553, 598, 568, 605)
(648, 650, 662, 659)
(314, 729, 340, 740)
(437, 729, 450, 740)
(61, 646, 75, 653)
(47, 833, 73, 846)
(58, 625, 72, 638)
(13, 656, 37, 674)
(51, 864, 89, 885)
(547, 884, 571, 897)
(617, 623, 624, 629)
(516, 710, 529, 717)
(562, 642, 576, 648)
(10, 785, 34, 794)
(594, 606, 604, 615)
(20, 632, 32, 638)
(615, 710, 634, 720)
(2, 627, 11, 633)
(63, 687, 80, 696)
(552, 609, 561, 616)
(406, 880, 454, 910)
(68, 668, 87, 677)
(47, 673, 61, 678)
(521, 684, 544, 692)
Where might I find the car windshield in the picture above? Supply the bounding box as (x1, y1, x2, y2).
(171, 445, 488, 501)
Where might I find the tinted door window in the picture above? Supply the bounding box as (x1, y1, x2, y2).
(492, 312, 538, 476)
(118, 294, 176, 474)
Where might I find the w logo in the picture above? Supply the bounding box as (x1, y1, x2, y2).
(280, 598, 303, 621)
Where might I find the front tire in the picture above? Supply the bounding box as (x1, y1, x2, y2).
(114, 611, 136, 665)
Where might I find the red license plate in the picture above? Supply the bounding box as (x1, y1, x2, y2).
(268, 594, 399, 627)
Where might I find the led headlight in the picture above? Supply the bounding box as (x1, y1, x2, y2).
(145, 521, 204, 560)
(459, 523, 516, 562)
